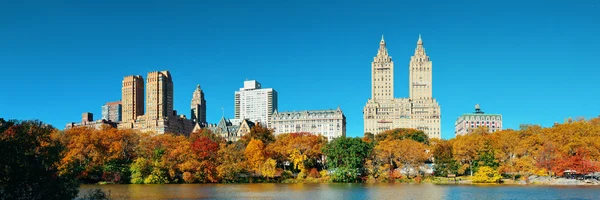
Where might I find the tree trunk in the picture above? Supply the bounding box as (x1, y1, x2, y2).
(470, 161, 473, 176)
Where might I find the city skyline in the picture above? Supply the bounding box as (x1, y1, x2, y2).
(1, 1, 600, 139)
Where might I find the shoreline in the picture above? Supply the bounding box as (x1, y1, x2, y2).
(89, 178, 600, 187)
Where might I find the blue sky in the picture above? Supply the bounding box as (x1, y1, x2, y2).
(1, 0, 599, 139)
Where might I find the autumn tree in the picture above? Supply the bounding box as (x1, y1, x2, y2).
(472, 166, 502, 183)
(0, 120, 79, 200)
(241, 123, 275, 145)
(217, 142, 246, 182)
(267, 132, 327, 172)
(191, 133, 221, 183)
(432, 139, 458, 177)
(394, 139, 429, 178)
(552, 148, 599, 177)
(363, 132, 374, 143)
(373, 139, 399, 171)
(59, 127, 140, 183)
(245, 139, 266, 175)
(452, 131, 486, 176)
(130, 134, 196, 184)
(261, 158, 277, 179)
(189, 128, 223, 143)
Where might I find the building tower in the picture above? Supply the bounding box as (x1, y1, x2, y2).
(191, 84, 207, 125)
(146, 71, 174, 120)
(234, 80, 277, 127)
(371, 35, 395, 100)
(409, 35, 433, 100)
(121, 75, 144, 123)
(102, 101, 122, 122)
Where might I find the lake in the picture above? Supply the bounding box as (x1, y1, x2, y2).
(80, 183, 600, 200)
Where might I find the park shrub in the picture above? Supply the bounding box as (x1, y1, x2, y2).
(472, 166, 502, 183)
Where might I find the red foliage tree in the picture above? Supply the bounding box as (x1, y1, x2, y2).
(552, 148, 599, 177)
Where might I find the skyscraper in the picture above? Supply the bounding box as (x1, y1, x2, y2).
(191, 84, 207, 125)
(363, 35, 442, 139)
(146, 71, 174, 120)
(234, 80, 277, 127)
(121, 75, 144, 123)
(101, 101, 122, 122)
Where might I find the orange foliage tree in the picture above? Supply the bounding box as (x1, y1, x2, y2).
(267, 132, 327, 172)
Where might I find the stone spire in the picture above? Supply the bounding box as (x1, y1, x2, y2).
(376, 34, 390, 59)
(414, 35, 426, 56)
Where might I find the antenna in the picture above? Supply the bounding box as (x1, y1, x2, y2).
(221, 107, 224, 118)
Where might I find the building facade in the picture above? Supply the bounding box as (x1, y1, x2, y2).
(234, 80, 278, 127)
(190, 84, 207, 125)
(272, 107, 346, 141)
(101, 101, 122, 122)
(146, 71, 174, 120)
(363, 35, 442, 139)
(121, 75, 144, 123)
(455, 104, 502, 136)
(66, 112, 118, 130)
(202, 117, 254, 142)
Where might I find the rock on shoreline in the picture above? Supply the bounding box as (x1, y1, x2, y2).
(523, 175, 600, 185)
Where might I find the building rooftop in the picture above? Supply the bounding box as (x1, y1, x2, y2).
(458, 104, 501, 118)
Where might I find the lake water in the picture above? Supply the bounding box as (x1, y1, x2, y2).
(80, 183, 600, 200)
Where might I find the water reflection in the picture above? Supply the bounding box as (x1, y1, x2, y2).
(80, 183, 600, 200)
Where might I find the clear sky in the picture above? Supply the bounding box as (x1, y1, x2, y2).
(1, 0, 599, 139)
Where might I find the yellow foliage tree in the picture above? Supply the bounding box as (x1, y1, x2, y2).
(395, 139, 429, 178)
(472, 166, 502, 183)
(261, 158, 277, 179)
(289, 148, 308, 173)
(245, 139, 266, 175)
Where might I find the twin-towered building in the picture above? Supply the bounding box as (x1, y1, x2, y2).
(118, 71, 195, 135)
(363, 36, 442, 139)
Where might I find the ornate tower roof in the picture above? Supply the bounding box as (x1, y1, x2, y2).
(414, 34, 426, 56)
(376, 34, 391, 60)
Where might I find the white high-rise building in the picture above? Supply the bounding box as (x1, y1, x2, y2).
(363, 35, 442, 139)
(234, 80, 278, 127)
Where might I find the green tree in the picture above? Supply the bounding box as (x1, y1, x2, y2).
(473, 141, 499, 173)
(322, 136, 372, 182)
(375, 128, 429, 144)
(0, 120, 79, 200)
